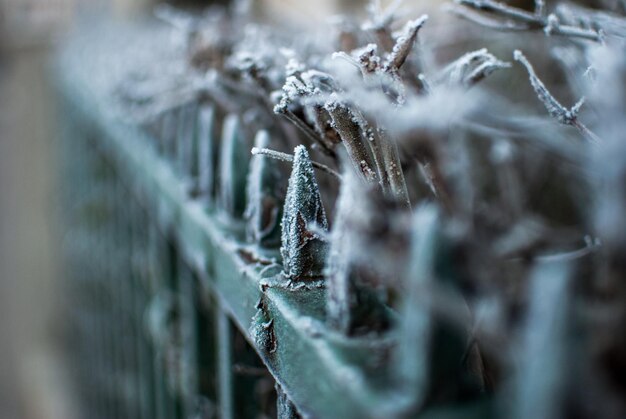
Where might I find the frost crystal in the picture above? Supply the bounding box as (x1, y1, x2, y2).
(280, 146, 329, 280)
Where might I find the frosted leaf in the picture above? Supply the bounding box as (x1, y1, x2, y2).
(354, 43, 381, 74)
(280, 146, 329, 280)
(439, 48, 510, 87)
(245, 131, 285, 248)
(300, 70, 338, 93)
(323, 95, 379, 182)
(384, 15, 428, 73)
(274, 75, 315, 114)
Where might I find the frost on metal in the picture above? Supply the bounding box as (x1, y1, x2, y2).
(280, 146, 329, 280)
(245, 130, 285, 248)
(276, 384, 301, 419)
(218, 114, 250, 218)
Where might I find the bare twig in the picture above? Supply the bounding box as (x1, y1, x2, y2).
(514, 50, 601, 144)
(451, 0, 604, 42)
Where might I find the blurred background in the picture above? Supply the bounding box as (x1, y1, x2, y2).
(0, 1, 381, 418)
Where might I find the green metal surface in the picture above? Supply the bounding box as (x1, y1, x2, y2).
(54, 26, 491, 419)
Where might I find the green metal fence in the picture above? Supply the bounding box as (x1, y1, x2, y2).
(54, 23, 485, 419)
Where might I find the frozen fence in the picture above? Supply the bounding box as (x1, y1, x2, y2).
(55, 1, 626, 418)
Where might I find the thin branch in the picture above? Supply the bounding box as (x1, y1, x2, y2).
(451, 0, 604, 42)
(514, 50, 601, 144)
(447, 4, 529, 31)
(251, 147, 342, 179)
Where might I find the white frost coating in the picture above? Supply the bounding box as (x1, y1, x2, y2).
(285, 58, 306, 77)
(544, 14, 560, 36)
(439, 48, 510, 87)
(384, 15, 428, 72)
(274, 62, 338, 115)
(280, 146, 329, 279)
(514, 50, 586, 126)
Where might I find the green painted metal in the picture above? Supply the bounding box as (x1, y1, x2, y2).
(55, 32, 491, 419)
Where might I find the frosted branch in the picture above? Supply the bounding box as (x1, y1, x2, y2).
(514, 50, 600, 144)
(251, 147, 342, 179)
(451, 0, 604, 42)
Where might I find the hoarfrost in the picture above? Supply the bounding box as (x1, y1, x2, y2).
(280, 146, 329, 280)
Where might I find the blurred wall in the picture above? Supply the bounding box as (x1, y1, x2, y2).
(0, 2, 72, 418)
